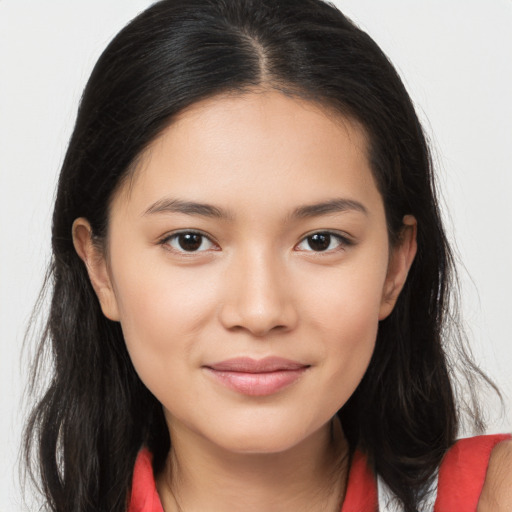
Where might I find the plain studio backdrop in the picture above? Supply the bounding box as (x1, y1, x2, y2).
(1, 1, 511, 510)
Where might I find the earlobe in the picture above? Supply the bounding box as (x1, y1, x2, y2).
(72, 218, 120, 321)
(379, 215, 417, 320)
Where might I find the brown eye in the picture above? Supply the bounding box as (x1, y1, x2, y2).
(296, 232, 349, 253)
(307, 233, 331, 251)
(178, 233, 203, 251)
(164, 232, 215, 253)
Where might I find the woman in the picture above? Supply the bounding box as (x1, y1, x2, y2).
(23, 1, 511, 511)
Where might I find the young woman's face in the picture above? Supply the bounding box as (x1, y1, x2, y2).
(76, 91, 415, 454)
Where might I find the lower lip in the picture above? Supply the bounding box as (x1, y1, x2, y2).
(205, 368, 308, 396)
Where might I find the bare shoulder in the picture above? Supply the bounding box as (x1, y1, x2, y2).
(477, 439, 512, 511)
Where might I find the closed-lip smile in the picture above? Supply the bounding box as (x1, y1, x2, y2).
(203, 357, 310, 396)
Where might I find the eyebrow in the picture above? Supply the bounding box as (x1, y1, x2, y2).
(291, 198, 368, 219)
(143, 197, 367, 220)
(144, 198, 234, 220)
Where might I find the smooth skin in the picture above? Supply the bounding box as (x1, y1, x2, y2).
(73, 91, 510, 511)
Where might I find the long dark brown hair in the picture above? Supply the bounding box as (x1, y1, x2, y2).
(24, 1, 494, 510)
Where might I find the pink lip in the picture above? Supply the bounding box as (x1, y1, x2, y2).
(204, 357, 310, 396)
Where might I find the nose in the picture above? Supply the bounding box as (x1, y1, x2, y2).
(218, 249, 298, 337)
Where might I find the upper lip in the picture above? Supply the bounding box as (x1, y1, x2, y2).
(205, 357, 309, 373)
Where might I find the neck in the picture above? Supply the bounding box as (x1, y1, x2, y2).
(156, 418, 349, 512)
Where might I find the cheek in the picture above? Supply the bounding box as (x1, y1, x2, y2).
(108, 255, 218, 391)
(301, 254, 387, 337)
(298, 256, 387, 399)
(311, 307, 378, 422)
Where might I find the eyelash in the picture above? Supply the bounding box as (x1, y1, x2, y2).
(159, 230, 353, 255)
(295, 231, 353, 253)
(159, 230, 219, 255)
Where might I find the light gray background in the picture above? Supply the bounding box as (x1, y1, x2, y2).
(1, 1, 511, 510)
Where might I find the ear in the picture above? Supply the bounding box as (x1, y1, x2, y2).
(72, 218, 120, 321)
(379, 215, 417, 320)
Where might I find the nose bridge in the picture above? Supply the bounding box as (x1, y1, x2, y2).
(219, 245, 296, 336)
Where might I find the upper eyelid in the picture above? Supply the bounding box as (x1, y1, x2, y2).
(297, 229, 353, 243)
(160, 229, 216, 243)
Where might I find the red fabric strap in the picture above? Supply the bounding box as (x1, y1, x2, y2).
(340, 449, 378, 512)
(434, 433, 511, 512)
(129, 449, 164, 512)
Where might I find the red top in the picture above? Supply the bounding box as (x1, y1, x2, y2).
(128, 434, 510, 512)
(434, 434, 510, 512)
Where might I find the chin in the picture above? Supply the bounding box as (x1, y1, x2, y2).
(204, 418, 326, 456)
(217, 433, 303, 455)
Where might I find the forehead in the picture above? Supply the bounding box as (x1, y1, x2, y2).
(111, 90, 381, 219)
